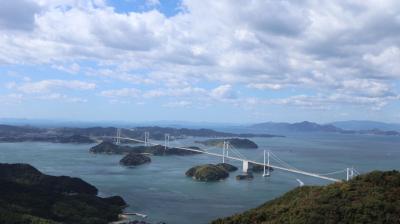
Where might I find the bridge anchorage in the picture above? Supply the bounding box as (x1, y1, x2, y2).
(113, 129, 361, 183)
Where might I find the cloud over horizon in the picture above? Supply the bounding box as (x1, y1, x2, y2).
(0, 0, 399, 122)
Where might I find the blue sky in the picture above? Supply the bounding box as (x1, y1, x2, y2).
(0, 0, 399, 123)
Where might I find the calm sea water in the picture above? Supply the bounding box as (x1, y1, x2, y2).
(0, 132, 399, 224)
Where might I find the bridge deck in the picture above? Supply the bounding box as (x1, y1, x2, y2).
(117, 137, 341, 182)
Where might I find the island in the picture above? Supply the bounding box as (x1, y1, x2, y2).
(90, 141, 133, 154)
(249, 162, 274, 173)
(195, 138, 258, 149)
(185, 163, 238, 182)
(90, 141, 203, 156)
(212, 170, 400, 223)
(216, 163, 238, 172)
(0, 163, 126, 224)
(120, 153, 151, 167)
(236, 173, 254, 180)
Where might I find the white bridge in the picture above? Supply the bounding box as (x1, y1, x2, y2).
(113, 129, 360, 183)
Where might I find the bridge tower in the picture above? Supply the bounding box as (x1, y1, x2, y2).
(222, 140, 226, 163)
(164, 133, 170, 150)
(115, 128, 121, 145)
(263, 150, 271, 177)
(144, 132, 150, 146)
(346, 167, 355, 181)
(222, 140, 229, 163)
(225, 141, 229, 157)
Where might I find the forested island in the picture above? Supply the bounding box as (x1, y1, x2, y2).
(120, 153, 152, 167)
(186, 163, 238, 181)
(0, 163, 126, 224)
(90, 141, 202, 156)
(212, 170, 400, 224)
(195, 138, 259, 149)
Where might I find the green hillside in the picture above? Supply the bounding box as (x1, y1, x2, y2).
(212, 170, 400, 224)
(0, 163, 126, 224)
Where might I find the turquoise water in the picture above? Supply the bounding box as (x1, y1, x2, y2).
(0, 132, 399, 223)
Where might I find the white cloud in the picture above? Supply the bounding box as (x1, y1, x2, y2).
(163, 100, 192, 108)
(14, 80, 96, 93)
(247, 83, 282, 90)
(0, 0, 399, 112)
(52, 63, 81, 74)
(210, 84, 237, 100)
(363, 47, 400, 78)
(37, 93, 88, 102)
(100, 88, 141, 98)
(146, 0, 160, 7)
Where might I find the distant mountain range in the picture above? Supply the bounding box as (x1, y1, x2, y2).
(250, 121, 400, 136)
(251, 121, 341, 132)
(330, 120, 400, 131)
(0, 125, 281, 143)
(1, 118, 399, 137)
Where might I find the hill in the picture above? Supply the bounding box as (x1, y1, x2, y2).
(331, 120, 400, 131)
(195, 138, 259, 149)
(0, 163, 126, 224)
(251, 121, 400, 136)
(251, 121, 341, 132)
(90, 141, 203, 156)
(212, 170, 400, 224)
(0, 124, 280, 143)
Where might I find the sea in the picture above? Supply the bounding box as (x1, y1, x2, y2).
(0, 132, 399, 224)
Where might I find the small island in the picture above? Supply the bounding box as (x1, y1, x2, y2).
(186, 163, 238, 182)
(216, 163, 238, 172)
(195, 138, 258, 149)
(90, 141, 134, 154)
(236, 173, 254, 180)
(120, 153, 151, 167)
(90, 141, 203, 156)
(249, 163, 274, 173)
(0, 163, 126, 224)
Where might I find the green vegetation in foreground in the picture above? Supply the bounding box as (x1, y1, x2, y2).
(212, 170, 400, 224)
(0, 163, 126, 224)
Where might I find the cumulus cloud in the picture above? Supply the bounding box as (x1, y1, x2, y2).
(13, 80, 96, 93)
(0, 0, 40, 31)
(100, 88, 141, 98)
(363, 47, 400, 78)
(210, 84, 237, 100)
(37, 93, 88, 103)
(0, 0, 400, 113)
(163, 100, 192, 108)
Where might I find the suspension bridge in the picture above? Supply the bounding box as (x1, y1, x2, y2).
(112, 129, 360, 183)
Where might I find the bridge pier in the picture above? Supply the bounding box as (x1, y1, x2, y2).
(242, 160, 249, 173)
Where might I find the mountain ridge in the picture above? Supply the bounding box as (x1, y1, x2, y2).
(250, 121, 400, 136)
